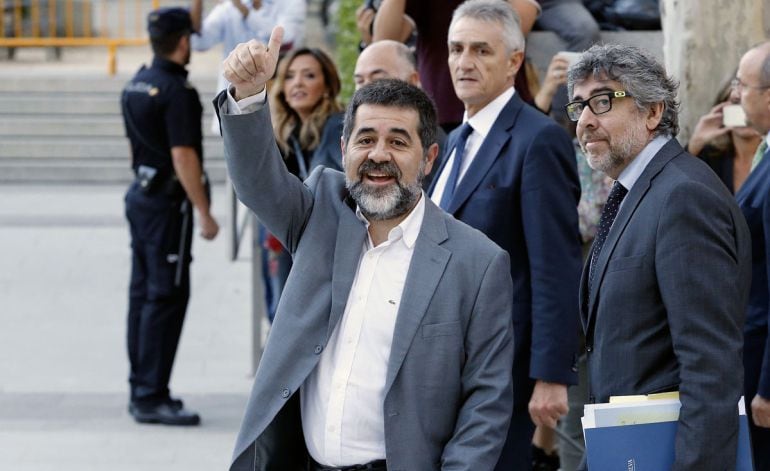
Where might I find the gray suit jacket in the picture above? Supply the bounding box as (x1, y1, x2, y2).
(579, 139, 751, 470)
(217, 93, 515, 471)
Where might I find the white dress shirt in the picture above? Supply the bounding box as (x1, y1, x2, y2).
(301, 194, 426, 466)
(430, 87, 515, 206)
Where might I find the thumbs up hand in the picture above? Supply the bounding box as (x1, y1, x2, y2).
(223, 26, 284, 101)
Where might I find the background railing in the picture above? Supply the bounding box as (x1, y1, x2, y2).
(1, 0, 164, 74)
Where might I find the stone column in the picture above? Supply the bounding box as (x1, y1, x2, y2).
(661, 0, 767, 144)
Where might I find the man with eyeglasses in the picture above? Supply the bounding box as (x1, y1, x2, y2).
(568, 44, 751, 470)
(733, 40, 770, 470)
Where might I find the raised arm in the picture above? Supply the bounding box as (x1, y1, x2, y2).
(219, 28, 314, 251)
(190, 0, 202, 32)
(509, 0, 539, 35)
(371, 0, 413, 43)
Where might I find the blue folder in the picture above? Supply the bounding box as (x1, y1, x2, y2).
(584, 414, 753, 470)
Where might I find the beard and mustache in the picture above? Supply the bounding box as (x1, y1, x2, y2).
(346, 158, 426, 221)
(580, 123, 648, 176)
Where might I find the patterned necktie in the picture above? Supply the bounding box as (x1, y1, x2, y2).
(589, 181, 628, 294)
(751, 139, 769, 172)
(439, 122, 474, 211)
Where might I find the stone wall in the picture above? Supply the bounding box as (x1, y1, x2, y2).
(662, 0, 767, 143)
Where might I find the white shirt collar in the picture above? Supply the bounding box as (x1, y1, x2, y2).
(764, 132, 770, 150)
(617, 135, 670, 192)
(464, 87, 516, 138)
(355, 191, 426, 249)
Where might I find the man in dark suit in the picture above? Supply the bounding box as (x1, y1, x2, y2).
(733, 40, 770, 469)
(219, 27, 515, 470)
(428, 1, 583, 469)
(568, 43, 751, 469)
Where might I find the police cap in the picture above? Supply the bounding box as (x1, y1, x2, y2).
(147, 7, 192, 39)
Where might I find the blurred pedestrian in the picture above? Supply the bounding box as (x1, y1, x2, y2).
(190, 0, 305, 130)
(261, 47, 343, 322)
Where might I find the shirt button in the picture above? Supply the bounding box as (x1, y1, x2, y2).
(314, 344, 323, 354)
(586, 345, 593, 353)
(281, 388, 290, 398)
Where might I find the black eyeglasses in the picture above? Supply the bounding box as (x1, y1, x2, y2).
(731, 78, 770, 91)
(564, 91, 632, 122)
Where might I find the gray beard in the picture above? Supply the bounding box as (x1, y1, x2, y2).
(346, 160, 425, 221)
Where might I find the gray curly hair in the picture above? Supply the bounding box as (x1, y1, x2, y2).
(567, 43, 680, 137)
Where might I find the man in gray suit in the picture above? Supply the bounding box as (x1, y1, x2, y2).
(218, 27, 514, 470)
(567, 44, 751, 469)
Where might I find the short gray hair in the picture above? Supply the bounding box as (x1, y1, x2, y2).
(567, 43, 680, 137)
(449, 0, 525, 54)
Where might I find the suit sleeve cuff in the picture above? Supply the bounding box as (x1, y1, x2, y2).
(225, 86, 267, 115)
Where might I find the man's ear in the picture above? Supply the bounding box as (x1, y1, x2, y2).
(409, 71, 422, 88)
(340, 136, 347, 167)
(423, 142, 439, 176)
(178, 34, 190, 53)
(646, 102, 665, 132)
(508, 50, 525, 80)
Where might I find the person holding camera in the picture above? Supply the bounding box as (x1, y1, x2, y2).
(121, 7, 219, 426)
(686, 74, 762, 194)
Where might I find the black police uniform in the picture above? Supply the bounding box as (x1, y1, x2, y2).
(122, 54, 203, 410)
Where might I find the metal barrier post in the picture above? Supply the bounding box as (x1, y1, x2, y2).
(250, 212, 264, 375)
(228, 180, 266, 375)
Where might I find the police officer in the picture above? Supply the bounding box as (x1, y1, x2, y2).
(122, 7, 218, 426)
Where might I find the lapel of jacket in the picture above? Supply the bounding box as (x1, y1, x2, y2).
(585, 138, 683, 331)
(578, 255, 591, 332)
(384, 198, 451, 394)
(445, 94, 522, 214)
(736, 148, 770, 208)
(328, 196, 368, 340)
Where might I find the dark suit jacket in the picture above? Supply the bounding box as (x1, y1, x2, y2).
(736, 145, 770, 400)
(309, 112, 344, 171)
(429, 92, 583, 408)
(580, 139, 751, 470)
(218, 94, 515, 470)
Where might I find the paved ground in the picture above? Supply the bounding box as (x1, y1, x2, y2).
(0, 2, 331, 468)
(0, 183, 258, 470)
